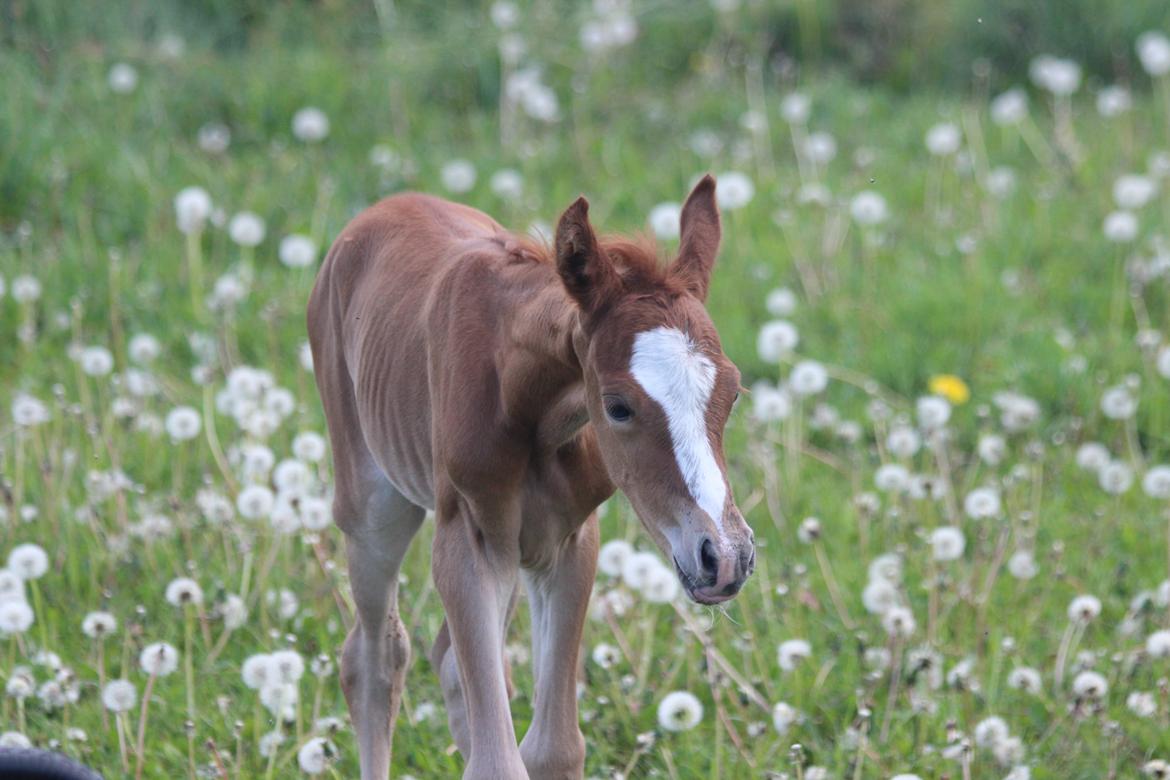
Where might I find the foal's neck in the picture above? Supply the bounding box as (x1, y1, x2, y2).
(503, 268, 592, 452)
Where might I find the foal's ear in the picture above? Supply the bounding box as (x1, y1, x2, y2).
(673, 174, 722, 302)
(555, 196, 619, 315)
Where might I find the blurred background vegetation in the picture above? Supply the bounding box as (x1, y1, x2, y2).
(5, 0, 1169, 90)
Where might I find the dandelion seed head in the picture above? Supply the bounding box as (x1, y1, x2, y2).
(139, 642, 179, 677)
(657, 690, 703, 732)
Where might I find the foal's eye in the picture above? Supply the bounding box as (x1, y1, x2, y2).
(604, 398, 633, 423)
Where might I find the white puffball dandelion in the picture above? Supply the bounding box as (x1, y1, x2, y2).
(591, 642, 621, 669)
(1007, 666, 1042, 693)
(1146, 629, 1170, 658)
(648, 203, 681, 240)
(925, 122, 961, 156)
(973, 716, 1009, 748)
(1137, 31, 1170, 77)
(780, 93, 810, 124)
(963, 487, 1001, 519)
(990, 88, 1027, 126)
(107, 63, 139, 94)
(1114, 174, 1157, 210)
(874, 463, 910, 494)
(916, 395, 951, 430)
(101, 679, 137, 712)
(803, 131, 837, 164)
(885, 426, 921, 458)
(597, 539, 633, 579)
(716, 172, 754, 210)
(81, 611, 117, 639)
(12, 394, 50, 427)
(0, 601, 34, 636)
(765, 287, 797, 316)
(1071, 670, 1107, 700)
(279, 235, 318, 269)
(128, 333, 161, 363)
(657, 690, 703, 732)
(229, 212, 266, 247)
(174, 187, 213, 234)
(164, 577, 203, 607)
(1099, 461, 1134, 495)
(218, 594, 248, 630)
(621, 551, 662, 591)
(197, 121, 231, 154)
(292, 107, 330, 143)
(1067, 594, 1101, 624)
(1100, 385, 1137, 419)
(1097, 85, 1132, 117)
(292, 431, 327, 462)
(1103, 210, 1138, 243)
(165, 406, 202, 442)
(0, 570, 24, 605)
(139, 642, 179, 677)
(862, 579, 900, 615)
(1029, 55, 1081, 95)
(751, 382, 792, 422)
(237, 485, 275, 519)
(929, 527, 966, 562)
(11, 275, 42, 303)
(777, 639, 812, 671)
(870, 551, 903, 582)
(8, 544, 49, 580)
(1142, 466, 1170, 499)
(757, 320, 799, 362)
(297, 736, 336, 774)
(771, 701, 799, 734)
(489, 169, 524, 201)
(849, 190, 888, 226)
(789, 360, 828, 396)
(242, 654, 276, 690)
(1076, 442, 1111, 472)
(797, 517, 821, 543)
(882, 605, 917, 638)
(80, 346, 114, 376)
(1008, 550, 1038, 580)
(440, 159, 477, 193)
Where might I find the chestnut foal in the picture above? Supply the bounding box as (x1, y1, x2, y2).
(307, 175, 754, 779)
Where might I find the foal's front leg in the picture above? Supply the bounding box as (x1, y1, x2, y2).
(519, 514, 599, 779)
(432, 498, 529, 780)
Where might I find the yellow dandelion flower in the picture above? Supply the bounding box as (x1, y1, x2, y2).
(929, 374, 970, 405)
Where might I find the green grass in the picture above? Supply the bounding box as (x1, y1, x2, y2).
(3, 2, 1170, 778)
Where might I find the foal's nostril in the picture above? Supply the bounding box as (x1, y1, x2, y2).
(743, 544, 756, 574)
(699, 537, 719, 583)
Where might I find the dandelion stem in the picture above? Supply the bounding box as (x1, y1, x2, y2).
(116, 712, 129, 773)
(187, 230, 205, 315)
(184, 608, 197, 724)
(813, 540, 854, 629)
(134, 672, 158, 780)
(878, 637, 903, 743)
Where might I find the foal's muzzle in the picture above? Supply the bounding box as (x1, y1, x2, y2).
(675, 531, 755, 605)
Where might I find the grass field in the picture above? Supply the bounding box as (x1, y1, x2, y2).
(4, 2, 1170, 778)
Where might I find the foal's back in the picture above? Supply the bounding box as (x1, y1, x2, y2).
(306, 193, 514, 518)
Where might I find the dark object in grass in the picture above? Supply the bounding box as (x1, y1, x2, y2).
(0, 748, 103, 780)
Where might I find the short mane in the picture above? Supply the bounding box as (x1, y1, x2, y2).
(501, 230, 684, 295)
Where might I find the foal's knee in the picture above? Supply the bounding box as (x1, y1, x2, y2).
(340, 614, 411, 697)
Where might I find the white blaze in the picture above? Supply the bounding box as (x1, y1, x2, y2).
(629, 326, 728, 532)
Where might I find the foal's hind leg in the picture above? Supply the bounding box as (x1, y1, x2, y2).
(339, 479, 425, 780)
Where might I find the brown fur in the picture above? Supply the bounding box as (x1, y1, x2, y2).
(307, 175, 753, 780)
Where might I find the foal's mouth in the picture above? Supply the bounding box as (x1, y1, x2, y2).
(673, 557, 738, 606)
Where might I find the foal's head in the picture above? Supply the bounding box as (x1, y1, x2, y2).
(556, 175, 754, 604)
